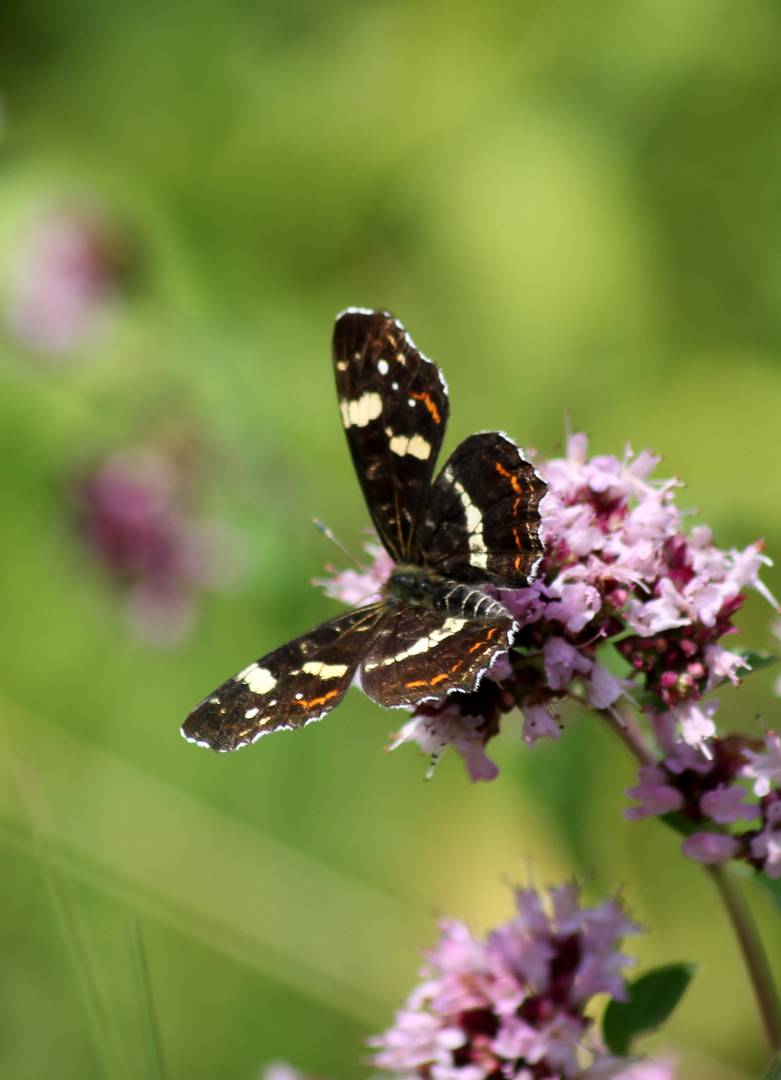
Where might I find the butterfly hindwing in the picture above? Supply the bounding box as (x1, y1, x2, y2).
(360, 595, 516, 708)
(333, 308, 449, 561)
(418, 431, 547, 587)
(182, 605, 384, 751)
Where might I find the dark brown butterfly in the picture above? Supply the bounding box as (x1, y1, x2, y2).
(182, 309, 546, 752)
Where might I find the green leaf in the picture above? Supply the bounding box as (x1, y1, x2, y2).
(603, 964, 697, 1055)
(660, 811, 702, 838)
(759, 1054, 781, 1080)
(633, 689, 666, 711)
(712, 650, 778, 688)
(757, 872, 781, 917)
(740, 650, 778, 673)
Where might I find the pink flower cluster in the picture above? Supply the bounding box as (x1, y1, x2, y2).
(72, 445, 242, 644)
(368, 883, 672, 1080)
(320, 433, 780, 877)
(626, 727, 781, 879)
(522, 433, 770, 753)
(323, 434, 771, 754)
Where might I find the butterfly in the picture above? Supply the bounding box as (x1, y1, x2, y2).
(182, 309, 547, 752)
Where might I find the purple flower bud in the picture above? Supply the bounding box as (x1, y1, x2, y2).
(521, 700, 562, 746)
(543, 637, 592, 690)
(624, 766, 684, 820)
(700, 784, 759, 824)
(681, 833, 742, 864)
(741, 732, 781, 797)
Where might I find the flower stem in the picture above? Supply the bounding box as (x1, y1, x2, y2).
(598, 702, 781, 1052)
(597, 704, 658, 768)
(707, 864, 781, 1054)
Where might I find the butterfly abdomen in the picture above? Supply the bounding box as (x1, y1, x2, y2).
(384, 566, 509, 622)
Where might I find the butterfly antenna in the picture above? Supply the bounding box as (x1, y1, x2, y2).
(313, 519, 366, 570)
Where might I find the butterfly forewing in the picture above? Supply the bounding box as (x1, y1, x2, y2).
(418, 431, 547, 587)
(183, 605, 384, 751)
(333, 309, 449, 561)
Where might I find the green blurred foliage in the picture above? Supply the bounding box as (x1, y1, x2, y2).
(0, 1, 780, 1077)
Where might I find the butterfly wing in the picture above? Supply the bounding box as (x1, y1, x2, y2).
(182, 605, 384, 751)
(360, 600, 516, 708)
(333, 309, 449, 562)
(417, 431, 547, 587)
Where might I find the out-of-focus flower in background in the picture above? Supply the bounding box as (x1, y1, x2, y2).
(3, 201, 129, 360)
(71, 443, 244, 644)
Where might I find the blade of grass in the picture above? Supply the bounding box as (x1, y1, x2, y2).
(14, 760, 135, 1080)
(127, 919, 167, 1080)
(0, 698, 431, 1026)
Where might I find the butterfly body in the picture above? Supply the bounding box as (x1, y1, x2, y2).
(182, 309, 547, 753)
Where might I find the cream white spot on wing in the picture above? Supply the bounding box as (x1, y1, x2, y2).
(391, 381, 399, 390)
(396, 352, 406, 364)
(238, 664, 277, 695)
(453, 479, 488, 569)
(341, 391, 383, 428)
(336, 360, 348, 371)
(244, 707, 259, 719)
(377, 358, 389, 375)
(407, 434, 431, 459)
(301, 661, 349, 678)
(407, 398, 416, 407)
(389, 433, 432, 460)
(364, 617, 469, 669)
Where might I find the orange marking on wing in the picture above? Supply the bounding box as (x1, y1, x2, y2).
(405, 679, 428, 689)
(515, 554, 523, 572)
(297, 688, 340, 709)
(496, 461, 522, 495)
(430, 672, 449, 685)
(410, 392, 441, 424)
(450, 661, 462, 672)
(468, 626, 501, 654)
(513, 527, 524, 550)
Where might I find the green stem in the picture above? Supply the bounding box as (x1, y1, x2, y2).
(707, 864, 781, 1054)
(597, 704, 657, 768)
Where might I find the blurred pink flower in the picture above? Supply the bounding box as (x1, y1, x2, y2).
(73, 445, 243, 644)
(5, 203, 127, 358)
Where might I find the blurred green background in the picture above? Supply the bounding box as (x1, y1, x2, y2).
(1, 1, 781, 1078)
